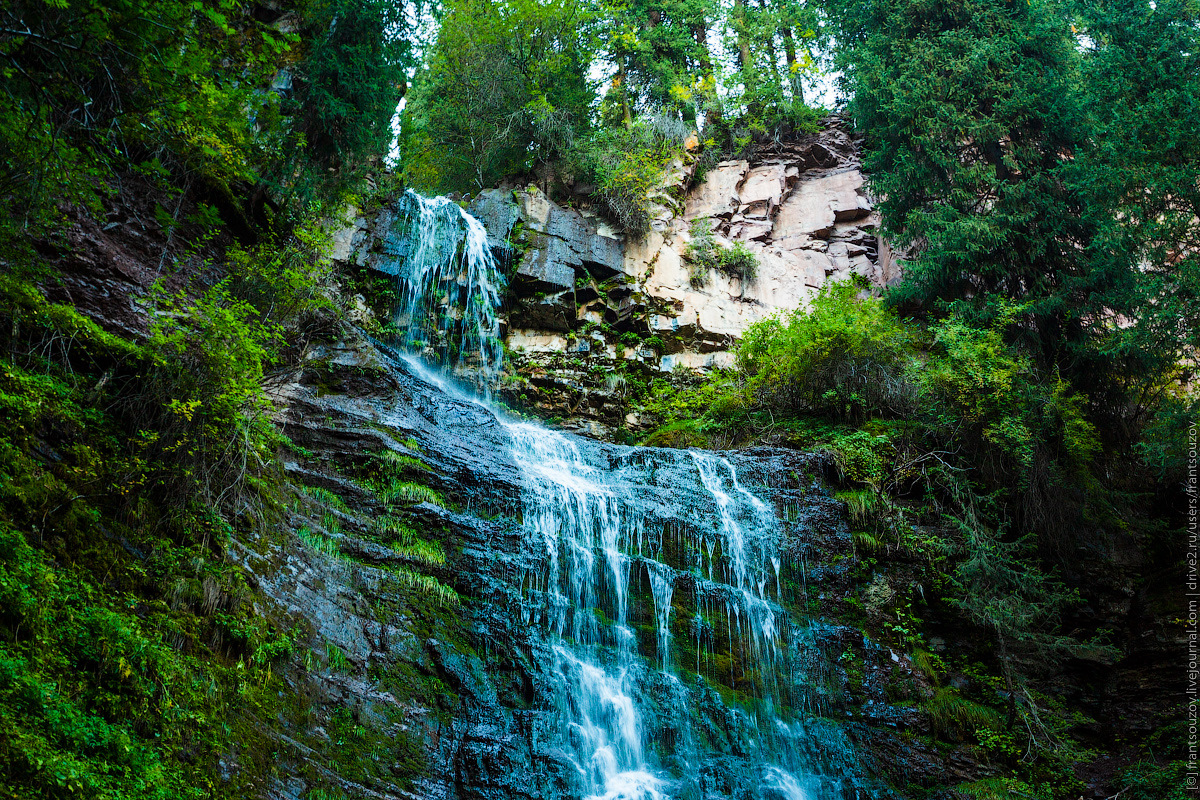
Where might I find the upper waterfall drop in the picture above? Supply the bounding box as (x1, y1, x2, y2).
(378, 190, 506, 383)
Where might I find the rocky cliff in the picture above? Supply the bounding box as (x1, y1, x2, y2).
(334, 118, 899, 436)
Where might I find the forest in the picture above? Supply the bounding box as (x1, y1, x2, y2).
(0, 0, 1196, 798)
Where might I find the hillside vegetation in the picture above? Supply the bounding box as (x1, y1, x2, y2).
(0, 0, 1195, 798)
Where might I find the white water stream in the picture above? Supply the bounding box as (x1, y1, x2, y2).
(381, 190, 506, 382)
(385, 194, 858, 800)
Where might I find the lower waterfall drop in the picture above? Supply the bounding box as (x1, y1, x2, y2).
(505, 419, 857, 800)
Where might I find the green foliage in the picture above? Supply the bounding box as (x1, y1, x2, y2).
(720, 242, 758, 282)
(1116, 760, 1191, 800)
(0, 394, 284, 800)
(595, 0, 820, 140)
(325, 643, 353, 674)
(685, 219, 760, 286)
(306, 789, 349, 800)
(829, 0, 1089, 316)
(920, 315, 1100, 482)
(737, 282, 915, 422)
(573, 123, 684, 234)
(135, 282, 279, 507)
(301, 487, 352, 514)
(375, 449, 430, 474)
(298, 526, 341, 558)
(827, 0, 1199, 434)
(290, 0, 411, 175)
(684, 219, 719, 288)
(375, 516, 446, 567)
(378, 481, 445, 507)
(385, 566, 460, 607)
(925, 687, 1002, 738)
(1066, 0, 1200, 407)
(948, 502, 1091, 670)
(222, 222, 339, 324)
(0, 0, 289, 233)
(402, 0, 594, 191)
(398, 0, 830, 192)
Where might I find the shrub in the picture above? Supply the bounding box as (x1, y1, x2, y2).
(378, 480, 444, 507)
(133, 281, 279, 508)
(684, 220, 760, 287)
(720, 242, 758, 282)
(919, 317, 1100, 483)
(925, 687, 1003, 738)
(573, 123, 683, 235)
(684, 219, 719, 288)
(737, 281, 915, 422)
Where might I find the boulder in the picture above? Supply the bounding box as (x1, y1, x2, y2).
(773, 172, 864, 244)
(738, 164, 788, 216)
(513, 290, 575, 332)
(515, 239, 577, 293)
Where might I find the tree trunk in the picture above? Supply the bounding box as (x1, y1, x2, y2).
(617, 59, 632, 129)
(779, 25, 804, 105)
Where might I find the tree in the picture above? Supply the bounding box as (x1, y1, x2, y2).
(292, 0, 413, 176)
(828, 0, 1199, 432)
(828, 0, 1103, 365)
(614, 0, 721, 123)
(401, 0, 594, 192)
(0, 0, 283, 228)
(1067, 0, 1200, 421)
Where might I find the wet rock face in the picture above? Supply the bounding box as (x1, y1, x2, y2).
(248, 337, 948, 800)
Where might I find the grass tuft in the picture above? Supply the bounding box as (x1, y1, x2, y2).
(926, 687, 1002, 737)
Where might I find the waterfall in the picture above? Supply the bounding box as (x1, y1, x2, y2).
(505, 421, 856, 800)
(381, 191, 865, 799)
(378, 190, 506, 382)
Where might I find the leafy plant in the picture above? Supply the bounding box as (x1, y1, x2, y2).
(378, 480, 445, 508)
(573, 123, 683, 234)
(737, 281, 916, 422)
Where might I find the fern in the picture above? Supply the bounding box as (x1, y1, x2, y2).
(393, 539, 446, 567)
(297, 526, 341, 558)
(325, 643, 353, 674)
(926, 688, 1002, 737)
(836, 489, 880, 525)
(320, 511, 343, 534)
(386, 565, 460, 607)
(376, 449, 429, 474)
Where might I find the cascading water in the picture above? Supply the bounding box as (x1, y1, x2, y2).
(385, 198, 867, 800)
(377, 190, 506, 382)
(507, 423, 857, 800)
